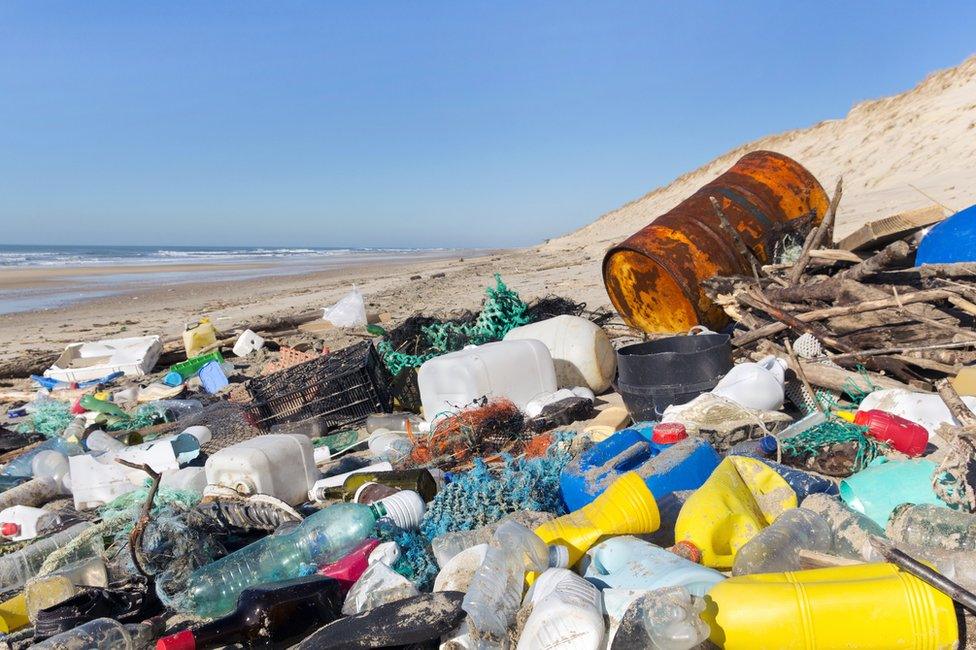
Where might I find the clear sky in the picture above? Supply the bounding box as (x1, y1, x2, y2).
(1, 2, 974, 249)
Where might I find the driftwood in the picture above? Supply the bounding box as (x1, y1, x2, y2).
(788, 178, 843, 285)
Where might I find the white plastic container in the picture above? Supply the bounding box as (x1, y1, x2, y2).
(710, 355, 787, 411)
(418, 340, 557, 420)
(504, 315, 616, 393)
(205, 434, 319, 506)
(69, 454, 143, 510)
(159, 466, 208, 495)
(516, 567, 605, 650)
(858, 388, 976, 439)
(44, 336, 163, 382)
(0, 506, 51, 541)
(232, 329, 265, 357)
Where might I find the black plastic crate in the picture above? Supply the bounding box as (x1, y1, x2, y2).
(391, 367, 422, 414)
(243, 341, 392, 430)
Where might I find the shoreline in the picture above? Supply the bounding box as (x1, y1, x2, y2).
(0, 245, 615, 364)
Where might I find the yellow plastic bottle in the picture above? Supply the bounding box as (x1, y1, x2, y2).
(703, 563, 958, 649)
(674, 456, 796, 569)
(0, 593, 29, 633)
(530, 471, 659, 584)
(183, 317, 218, 359)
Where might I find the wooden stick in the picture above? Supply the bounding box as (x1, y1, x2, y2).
(827, 341, 976, 363)
(788, 178, 843, 285)
(776, 350, 926, 393)
(935, 379, 976, 428)
(739, 290, 856, 353)
(116, 459, 162, 578)
(732, 288, 954, 347)
(710, 196, 765, 282)
(839, 239, 912, 282)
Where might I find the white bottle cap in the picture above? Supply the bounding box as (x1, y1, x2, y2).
(374, 490, 426, 530)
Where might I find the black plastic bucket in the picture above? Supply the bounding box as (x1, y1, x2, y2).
(615, 332, 732, 420)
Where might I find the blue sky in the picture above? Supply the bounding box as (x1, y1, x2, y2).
(1, 2, 974, 249)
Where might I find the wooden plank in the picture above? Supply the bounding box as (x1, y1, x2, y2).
(837, 204, 947, 251)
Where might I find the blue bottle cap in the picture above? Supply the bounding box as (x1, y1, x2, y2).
(759, 435, 779, 455)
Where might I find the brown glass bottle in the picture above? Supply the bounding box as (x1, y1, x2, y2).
(156, 575, 341, 649)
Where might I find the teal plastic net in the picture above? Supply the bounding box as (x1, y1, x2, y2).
(779, 420, 887, 473)
(16, 399, 73, 438)
(378, 274, 530, 376)
(377, 521, 439, 591)
(419, 432, 573, 540)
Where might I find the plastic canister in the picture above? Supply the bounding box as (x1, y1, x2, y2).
(417, 340, 557, 420)
(204, 434, 319, 506)
(560, 429, 721, 511)
(916, 203, 976, 265)
(582, 536, 725, 596)
(503, 315, 616, 393)
(709, 356, 787, 411)
(182, 317, 218, 359)
(702, 563, 958, 649)
(675, 456, 797, 569)
(0, 506, 50, 542)
(531, 472, 660, 584)
(232, 329, 265, 357)
(839, 457, 946, 527)
(516, 568, 605, 650)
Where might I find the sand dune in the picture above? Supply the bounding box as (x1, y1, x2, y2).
(548, 54, 976, 254)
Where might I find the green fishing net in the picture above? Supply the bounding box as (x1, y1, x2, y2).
(779, 420, 887, 473)
(15, 399, 73, 438)
(378, 274, 530, 376)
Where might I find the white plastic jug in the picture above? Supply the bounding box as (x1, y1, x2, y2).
(710, 356, 787, 411)
(418, 340, 557, 420)
(516, 567, 605, 650)
(858, 388, 976, 438)
(580, 536, 725, 623)
(204, 434, 319, 506)
(504, 315, 616, 393)
(0, 506, 50, 541)
(159, 466, 207, 495)
(232, 329, 265, 357)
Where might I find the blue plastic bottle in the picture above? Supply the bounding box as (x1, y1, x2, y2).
(560, 426, 720, 511)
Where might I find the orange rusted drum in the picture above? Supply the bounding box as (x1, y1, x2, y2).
(603, 151, 828, 333)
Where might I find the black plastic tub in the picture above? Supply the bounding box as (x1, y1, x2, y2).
(615, 332, 732, 420)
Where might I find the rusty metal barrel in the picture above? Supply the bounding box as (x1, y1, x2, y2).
(603, 150, 828, 333)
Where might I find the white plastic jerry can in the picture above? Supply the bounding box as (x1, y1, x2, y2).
(204, 434, 319, 506)
(504, 315, 616, 393)
(417, 340, 557, 421)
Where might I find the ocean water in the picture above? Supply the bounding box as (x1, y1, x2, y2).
(0, 244, 431, 267)
(0, 244, 455, 315)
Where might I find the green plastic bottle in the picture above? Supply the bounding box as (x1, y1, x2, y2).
(180, 492, 425, 618)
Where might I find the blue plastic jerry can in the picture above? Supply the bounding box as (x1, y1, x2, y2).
(560, 428, 721, 511)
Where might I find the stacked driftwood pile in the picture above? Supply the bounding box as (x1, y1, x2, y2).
(703, 180, 976, 398)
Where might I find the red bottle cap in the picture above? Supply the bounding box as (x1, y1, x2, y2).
(70, 399, 86, 415)
(670, 540, 702, 564)
(652, 422, 687, 445)
(0, 523, 19, 537)
(156, 630, 195, 650)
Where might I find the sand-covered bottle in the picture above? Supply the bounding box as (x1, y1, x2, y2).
(887, 504, 976, 551)
(732, 508, 832, 575)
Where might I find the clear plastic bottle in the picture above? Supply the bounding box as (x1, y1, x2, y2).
(0, 478, 61, 513)
(366, 412, 424, 434)
(911, 546, 976, 592)
(61, 416, 87, 442)
(84, 430, 127, 454)
(887, 504, 976, 551)
(732, 508, 833, 575)
(0, 438, 82, 479)
(181, 491, 424, 618)
(31, 451, 70, 493)
(32, 617, 156, 650)
(432, 512, 555, 568)
(25, 556, 108, 621)
(0, 522, 100, 592)
(636, 586, 709, 650)
(462, 521, 568, 646)
(801, 493, 885, 561)
(145, 399, 204, 422)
